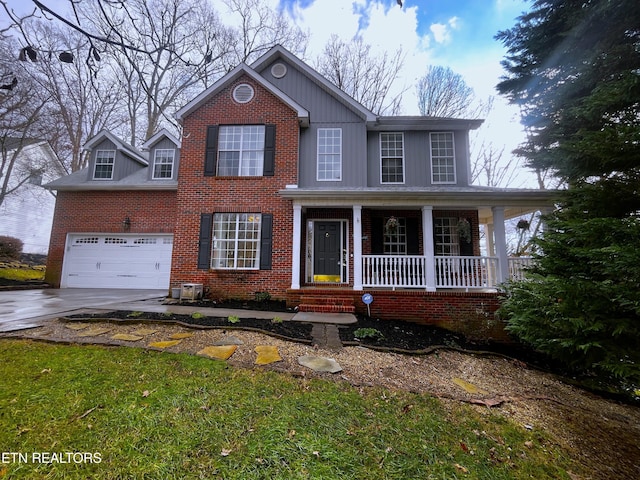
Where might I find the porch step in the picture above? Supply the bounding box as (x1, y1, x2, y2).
(298, 294, 356, 314)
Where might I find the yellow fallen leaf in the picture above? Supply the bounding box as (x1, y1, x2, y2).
(197, 345, 237, 360)
(111, 333, 144, 342)
(455, 463, 469, 474)
(221, 449, 232, 456)
(255, 346, 282, 365)
(64, 323, 90, 330)
(148, 340, 182, 349)
(452, 378, 489, 395)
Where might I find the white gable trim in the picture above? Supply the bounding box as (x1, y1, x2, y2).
(83, 130, 148, 165)
(175, 64, 310, 126)
(142, 128, 181, 150)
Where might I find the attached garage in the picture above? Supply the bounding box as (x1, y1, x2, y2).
(61, 234, 173, 289)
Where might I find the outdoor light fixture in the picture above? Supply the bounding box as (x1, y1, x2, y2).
(122, 216, 131, 231)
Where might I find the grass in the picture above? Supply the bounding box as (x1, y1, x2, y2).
(0, 340, 579, 479)
(0, 265, 45, 282)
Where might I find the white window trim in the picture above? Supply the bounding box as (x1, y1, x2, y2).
(434, 217, 460, 256)
(430, 132, 456, 184)
(379, 132, 405, 184)
(217, 125, 265, 177)
(316, 128, 342, 181)
(152, 149, 175, 179)
(93, 150, 115, 180)
(211, 213, 262, 270)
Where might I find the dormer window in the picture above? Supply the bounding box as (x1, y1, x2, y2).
(152, 149, 175, 179)
(93, 150, 115, 179)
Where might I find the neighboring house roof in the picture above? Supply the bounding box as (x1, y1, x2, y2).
(84, 129, 148, 166)
(175, 62, 311, 127)
(250, 45, 378, 124)
(371, 116, 484, 131)
(142, 128, 181, 150)
(44, 166, 177, 191)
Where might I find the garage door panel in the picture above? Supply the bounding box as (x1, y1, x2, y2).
(63, 234, 173, 289)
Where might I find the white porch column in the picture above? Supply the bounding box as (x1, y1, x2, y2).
(422, 206, 436, 291)
(352, 205, 363, 290)
(291, 204, 302, 290)
(492, 206, 509, 283)
(486, 223, 495, 256)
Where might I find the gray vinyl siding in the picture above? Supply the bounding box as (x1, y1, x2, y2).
(367, 131, 471, 187)
(258, 59, 368, 188)
(147, 138, 180, 180)
(87, 139, 145, 182)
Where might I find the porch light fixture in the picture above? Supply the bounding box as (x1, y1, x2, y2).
(122, 216, 131, 231)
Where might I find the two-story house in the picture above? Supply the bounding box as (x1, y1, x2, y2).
(45, 46, 555, 336)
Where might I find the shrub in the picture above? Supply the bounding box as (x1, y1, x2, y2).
(0, 236, 23, 260)
(353, 328, 384, 341)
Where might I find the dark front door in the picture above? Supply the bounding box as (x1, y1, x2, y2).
(314, 221, 341, 282)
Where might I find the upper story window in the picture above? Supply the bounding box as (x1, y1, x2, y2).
(430, 132, 456, 184)
(317, 128, 342, 181)
(152, 149, 175, 179)
(93, 150, 115, 179)
(380, 132, 404, 184)
(218, 125, 265, 176)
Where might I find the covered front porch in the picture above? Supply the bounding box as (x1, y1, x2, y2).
(281, 187, 554, 294)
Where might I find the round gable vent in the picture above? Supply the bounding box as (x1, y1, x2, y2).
(232, 83, 255, 103)
(271, 63, 287, 79)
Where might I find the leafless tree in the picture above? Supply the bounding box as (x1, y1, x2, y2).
(417, 65, 491, 119)
(315, 35, 405, 115)
(222, 0, 308, 67)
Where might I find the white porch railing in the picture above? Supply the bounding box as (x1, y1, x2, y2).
(508, 257, 535, 281)
(362, 255, 427, 288)
(362, 255, 533, 290)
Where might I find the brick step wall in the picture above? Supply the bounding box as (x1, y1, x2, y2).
(298, 294, 356, 314)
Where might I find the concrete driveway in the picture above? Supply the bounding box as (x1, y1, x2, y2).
(0, 289, 166, 332)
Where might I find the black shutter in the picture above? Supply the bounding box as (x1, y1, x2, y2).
(260, 213, 273, 270)
(406, 217, 420, 254)
(263, 124, 276, 176)
(371, 216, 384, 254)
(204, 126, 218, 176)
(197, 213, 213, 269)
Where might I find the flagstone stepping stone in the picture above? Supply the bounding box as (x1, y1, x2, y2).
(111, 333, 144, 342)
(76, 327, 112, 337)
(132, 328, 158, 336)
(64, 323, 90, 330)
(298, 355, 343, 373)
(211, 335, 244, 346)
(198, 345, 238, 360)
(148, 340, 182, 349)
(170, 332, 193, 340)
(254, 346, 282, 365)
(452, 377, 489, 395)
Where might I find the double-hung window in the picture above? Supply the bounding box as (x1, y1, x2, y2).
(212, 213, 262, 269)
(317, 128, 342, 181)
(93, 150, 115, 179)
(383, 217, 407, 254)
(152, 149, 175, 179)
(218, 125, 265, 176)
(430, 132, 456, 184)
(380, 133, 404, 184)
(434, 217, 460, 256)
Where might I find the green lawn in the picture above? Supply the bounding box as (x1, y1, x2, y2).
(0, 340, 578, 479)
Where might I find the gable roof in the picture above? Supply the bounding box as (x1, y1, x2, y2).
(175, 63, 310, 126)
(251, 45, 378, 123)
(84, 130, 147, 165)
(142, 128, 181, 150)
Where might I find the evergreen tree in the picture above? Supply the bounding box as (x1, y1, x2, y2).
(496, 0, 640, 386)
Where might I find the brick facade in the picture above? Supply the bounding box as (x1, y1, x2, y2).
(171, 75, 298, 301)
(45, 190, 177, 287)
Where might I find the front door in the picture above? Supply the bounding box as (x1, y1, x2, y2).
(313, 221, 341, 282)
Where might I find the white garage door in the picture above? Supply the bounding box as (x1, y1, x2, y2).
(62, 234, 173, 289)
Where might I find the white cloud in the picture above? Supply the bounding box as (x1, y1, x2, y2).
(429, 16, 460, 45)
